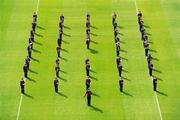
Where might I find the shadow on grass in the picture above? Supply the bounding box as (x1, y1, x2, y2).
(156, 90, 168, 97)
(61, 48, 69, 53)
(120, 41, 126, 44)
(120, 49, 127, 53)
(34, 41, 43, 46)
(90, 25, 98, 29)
(35, 33, 43, 37)
(59, 77, 67, 82)
(89, 76, 98, 81)
(31, 57, 40, 63)
(63, 33, 71, 37)
(122, 69, 129, 73)
(122, 76, 131, 81)
(27, 77, 36, 82)
(120, 57, 128, 61)
(92, 92, 100, 98)
(57, 92, 68, 98)
(32, 49, 41, 54)
(144, 25, 151, 28)
(60, 56, 68, 62)
(64, 25, 71, 30)
(91, 40, 98, 44)
(118, 26, 124, 29)
(122, 91, 133, 97)
(153, 69, 162, 74)
(89, 48, 98, 54)
(62, 40, 70, 44)
(90, 69, 97, 73)
(152, 57, 159, 61)
(118, 33, 124, 36)
(37, 25, 45, 30)
(90, 33, 98, 36)
(90, 105, 103, 113)
(24, 93, 34, 99)
(60, 69, 67, 74)
(29, 69, 38, 74)
(149, 49, 157, 53)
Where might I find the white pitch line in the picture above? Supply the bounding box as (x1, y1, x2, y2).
(133, 0, 163, 120)
(16, 94, 23, 120)
(154, 91, 163, 120)
(36, 0, 40, 13)
(16, 0, 40, 119)
(133, 0, 138, 14)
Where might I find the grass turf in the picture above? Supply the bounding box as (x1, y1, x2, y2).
(0, 0, 180, 119)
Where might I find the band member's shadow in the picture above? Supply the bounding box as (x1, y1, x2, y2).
(64, 25, 71, 30)
(34, 41, 43, 46)
(153, 68, 162, 74)
(32, 49, 41, 54)
(148, 41, 153, 44)
(29, 69, 38, 74)
(31, 57, 40, 63)
(59, 77, 67, 82)
(90, 69, 97, 73)
(122, 76, 131, 81)
(122, 91, 133, 97)
(60, 69, 67, 74)
(89, 76, 98, 81)
(156, 90, 168, 97)
(117, 26, 124, 29)
(92, 92, 100, 98)
(90, 105, 103, 113)
(62, 40, 70, 44)
(152, 57, 159, 61)
(91, 40, 98, 44)
(144, 25, 151, 29)
(118, 32, 124, 36)
(57, 92, 68, 98)
(35, 33, 43, 37)
(120, 56, 128, 61)
(63, 33, 71, 37)
(37, 25, 45, 30)
(120, 41, 126, 44)
(24, 93, 34, 99)
(120, 49, 127, 53)
(122, 69, 129, 73)
(89, 48, 98, 54)
(149, 49, 157, 53)
(60, 56, 68, 62)
(90, 33, 98, 36)
(90, 25, 98, 29)
(27, 77, 36, 82)
(61, 48, 69, 53)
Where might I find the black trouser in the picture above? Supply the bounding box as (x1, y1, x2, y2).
(120, 85, 123, 92)
(56, 71, 59, 77)
(86, 84, 90, 90)
(28, 52, 31, 58)
(86, 69, 89, 76)
(24, 71, 28, 78)
(86, 42, 89, 49)
(117, 50, 119, 56)
(32, 26, 36, 32)
(149, 68, 152, 76)
(145, 49, 148, 56)
(55, 85, 58, 92)
(118, 69, 122, 77)
(57, 52, 60, 57)
(21, 86, 24, 93)
(87, 96, 91, 106)
(26, 63, 29, 69)
(153, 84, 157, 91)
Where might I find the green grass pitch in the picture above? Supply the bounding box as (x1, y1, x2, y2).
(0, 0, 180, 119)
